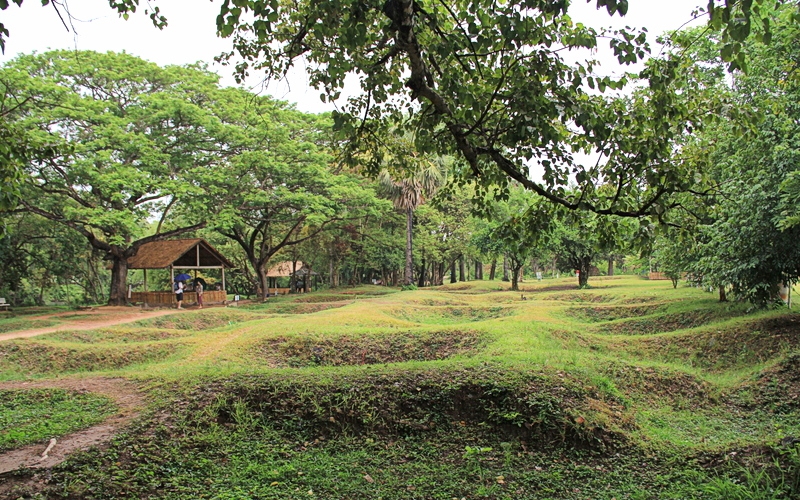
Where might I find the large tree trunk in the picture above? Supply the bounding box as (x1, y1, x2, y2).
(107, 256, 129, 306)
(719, 285, 727, 302)
(258, 264, 270, 301)
(489, 260, 497, 280)
(417, 254, 426, 287)
(578, 257, 591, 288)
(607, 257, 615, 277)
(450, 260, 457, 283)
(405, 207, 414, 285)
(502, 255, 510, 281)
(459, 255, 466, 281)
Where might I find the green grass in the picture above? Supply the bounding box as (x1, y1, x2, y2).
(0, 317, 59, 333)
(0, 388, 116, 451)
(2, 276, 800, 498)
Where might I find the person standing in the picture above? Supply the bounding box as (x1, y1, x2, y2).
(174, 280, 184, 309)
(196, 281, 204, 309)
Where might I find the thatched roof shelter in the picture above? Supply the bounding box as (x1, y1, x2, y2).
(126, 239, 234, 297)
(266, 261, 316, 277)
(128, 239, 234, 270)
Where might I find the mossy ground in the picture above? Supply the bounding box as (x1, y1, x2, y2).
(1, 277, 799, 499)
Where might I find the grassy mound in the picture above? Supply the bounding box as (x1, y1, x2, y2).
(564, 304, 665, 322)
(35, 368, 722, 500)
(135, 309, 266, 330)
(291, 294, 354, 303)
(408, 298, 469, 306)
(0, 341, 183, 374)
(338, 287, 397, 296)
(592, 308, 746, 335)
(623, 316, 800, 371)
(4, 278, 799, 499)
(246, 301, 351, 314)
(384, 306, 514, 324)
(37, 327, 188, 343)
(256, 329, 488, 367)
(0, 318, 59, 334)
(543, 293, 613, 303)
(619, 295, 661, 304)
(602, 361, 714, 408)
(0, 388, 116, 451)
(736, 352, 800, 413)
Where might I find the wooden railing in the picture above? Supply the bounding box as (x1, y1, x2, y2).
(129, 290, 227, 305)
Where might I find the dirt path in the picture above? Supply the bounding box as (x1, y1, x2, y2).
(0, 306, 186, 342)
(0, 377, 145, 476)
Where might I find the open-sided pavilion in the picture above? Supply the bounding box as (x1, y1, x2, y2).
(127, 238, 234, 306)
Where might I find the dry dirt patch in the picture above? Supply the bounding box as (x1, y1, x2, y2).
(0, 378, 144, 476)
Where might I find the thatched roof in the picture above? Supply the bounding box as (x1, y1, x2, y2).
(126, 239, 234, 270)
(266, 261, 317, 277)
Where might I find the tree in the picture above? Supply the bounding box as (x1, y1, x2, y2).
(548, 207, 637, 288)
(2, 50, 236, 304)
(659, 8, 800, 306)
(212, 0, 793, 219)
(210, 93, 387, 299)
(377, 135, 445, 286)
(473, 187, 553, 291)
(2, 1, 798, 217)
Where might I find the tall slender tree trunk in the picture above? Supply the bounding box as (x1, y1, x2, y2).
(502, 256, 509, 281)
(459, 255, 466, 281)
(290, 260, 298, 293)
(489, 260, 497, 280)
(607, 257, 615, 276)
(511, 261, 522, 291)
(450, 260, 457, 283)
(405, 207, 414, 285)
(417, 254, 426, 287)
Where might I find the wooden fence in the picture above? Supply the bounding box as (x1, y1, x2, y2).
(130, 290, 227, 306)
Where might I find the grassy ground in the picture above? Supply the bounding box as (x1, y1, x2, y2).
(1, 276, 800, 499)
(0, 389, 116, 452)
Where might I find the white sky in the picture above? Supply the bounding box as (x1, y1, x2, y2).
(1, 0, 707, 114)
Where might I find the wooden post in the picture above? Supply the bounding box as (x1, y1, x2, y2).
(144, 269, 148, 292)
(222, 267, 226, 292)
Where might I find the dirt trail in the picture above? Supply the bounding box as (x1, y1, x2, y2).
(0, 306, 186, 342)
(0, 378, 145, 475)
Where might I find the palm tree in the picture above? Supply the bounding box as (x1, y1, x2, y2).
(379, 161, 443, 286)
